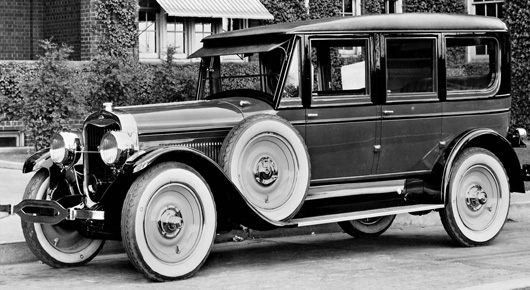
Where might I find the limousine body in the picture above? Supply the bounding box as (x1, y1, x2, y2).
(1, 13, 528, 281)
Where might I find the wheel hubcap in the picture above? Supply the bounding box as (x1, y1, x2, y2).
(144, 184, 203, 263)
(457, 165, 500, 232)
(465, 184, 488, 211)
(157, 206, 184, 239)
(254, 156, 278, 186)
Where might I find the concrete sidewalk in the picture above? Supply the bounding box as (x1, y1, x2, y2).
(1, 156, 529, 265)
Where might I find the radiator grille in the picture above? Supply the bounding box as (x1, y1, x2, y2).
(84, 123, 120, 181)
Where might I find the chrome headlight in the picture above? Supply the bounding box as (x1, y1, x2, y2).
(99, 131, 135, 166)
(50, 132, 81, 166)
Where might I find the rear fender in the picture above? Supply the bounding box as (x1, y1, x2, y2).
(125, 147, 279, 230)
(436, 129, 525, 204)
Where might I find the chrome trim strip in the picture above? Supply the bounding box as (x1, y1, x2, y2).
(290, 204, 444, 227)
(311, 171, 430, 186)
(441, 108, 509, 117)
(306, 179, 405, 200)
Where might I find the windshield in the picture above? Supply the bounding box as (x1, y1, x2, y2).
(196, 40, 291, 100)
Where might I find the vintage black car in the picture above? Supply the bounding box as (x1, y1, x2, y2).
(1, 13, 528, 281)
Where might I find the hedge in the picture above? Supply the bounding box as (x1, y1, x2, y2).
(504, 2, 530, 131)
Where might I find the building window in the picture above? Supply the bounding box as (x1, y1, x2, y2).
(342, 0, 354, 16)
(385, 0, 402, 14)
(469, 0, 504, 57)
(139, 11, 158, 55)
(194, 21, 212, 50)
(472, 0, 504, 18)
(167, 17, 185, 54)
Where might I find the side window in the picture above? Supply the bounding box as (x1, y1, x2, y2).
(446, 37, 497, 92)
(386, 38, 436, 94)
(311, 39, 369, 96)
(281, 40, 301, 100)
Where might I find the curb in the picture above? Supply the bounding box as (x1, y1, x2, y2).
(0, 160, 23, 170)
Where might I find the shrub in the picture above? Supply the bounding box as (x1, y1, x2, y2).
(17, 40, 89, 150)
(0, 62, 38, 121)
(504, 2, 530, 131)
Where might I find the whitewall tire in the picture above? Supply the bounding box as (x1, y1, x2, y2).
(219, 114, 310, 222)
(21, 170, 104, 267)
(440, 147, 510, 246)
(121, 162, 216, 281)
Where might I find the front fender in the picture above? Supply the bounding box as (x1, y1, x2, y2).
(124, 146, 279, 230)
(437, 129, 525, 204)
(23, 148, 53, 174)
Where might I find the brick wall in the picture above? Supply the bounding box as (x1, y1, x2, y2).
(0, 0, 97, 61)
(43, 0, 82, 60)
(80, 0, 99, 60)
(0, 0, 44, 60)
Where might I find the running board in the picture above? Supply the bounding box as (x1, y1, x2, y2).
(306, 180, 405, 201)
(288, 204, 444, 227)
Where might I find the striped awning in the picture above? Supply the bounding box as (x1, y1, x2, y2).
(156, 0, 274, 20)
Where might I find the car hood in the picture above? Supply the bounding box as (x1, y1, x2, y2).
(115, 99, 245, 135)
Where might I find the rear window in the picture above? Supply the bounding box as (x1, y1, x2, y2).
(446, 37, 498, 93)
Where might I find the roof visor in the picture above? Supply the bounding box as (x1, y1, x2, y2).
(188, 40, 288, 58)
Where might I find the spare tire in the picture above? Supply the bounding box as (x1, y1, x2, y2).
(219, 114, 310, 222)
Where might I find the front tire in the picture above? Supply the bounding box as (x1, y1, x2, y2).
(338, 215, 396, 238)
(440, 147, 510, 246)
(21, 170, 104, 267)
(121, 162, 217, 281)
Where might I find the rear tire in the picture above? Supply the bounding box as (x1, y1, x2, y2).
(440, 147, 509, 246)
(338, 215, 396, 238)
(121, 162, 216, 281)
(22, 170, 104, 267)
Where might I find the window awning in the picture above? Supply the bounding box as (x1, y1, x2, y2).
(156, 0, 274, 20)
(188, 40, 287, 58)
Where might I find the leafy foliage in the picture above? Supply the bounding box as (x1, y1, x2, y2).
(402, 0, 466, 13)
(0, 62, 38, 121)
(95, 0, 138, 59)
(362, 0, 385, 14)
(259, 0, 309, 24)
(362, 0, 466, 14)
(16, 40, 89, 150)
(308, 0, 341, 19)
(504, 2, 530, 130)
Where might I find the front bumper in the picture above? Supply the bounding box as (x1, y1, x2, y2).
(0, 199, 104, 225)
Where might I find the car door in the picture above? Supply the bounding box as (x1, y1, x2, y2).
(376, 35, 443, 175)
(304, 37, 377, 183)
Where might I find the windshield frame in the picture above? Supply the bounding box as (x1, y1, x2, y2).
(194, 36, 299, 108)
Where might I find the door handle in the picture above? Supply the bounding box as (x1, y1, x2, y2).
(383, 110, 394, 115)
(307, 113, 319, 118)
